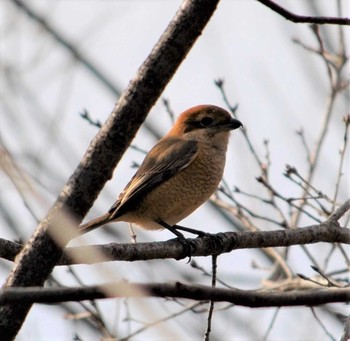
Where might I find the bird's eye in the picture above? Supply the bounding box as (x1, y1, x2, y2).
(200, 116, 213, 127)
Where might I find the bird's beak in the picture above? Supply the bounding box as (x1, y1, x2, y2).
(228, 117, 243, 130)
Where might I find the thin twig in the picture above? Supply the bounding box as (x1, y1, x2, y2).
(262, 308, 280, 341)
(257, 176, 322, 223)
(293, 25, 347, 226)
(162, 98, 175, 124)
(256, 0, 350, 25)
(120, 302, 203, 341)
(65, 266, 113, 338)
(191, 260, 233, 289)
(80, 109, 102, 128)
(332, 115, 350, 211)
(311, 265, 344, 288)
(336, 244, 350, 267)
(284, 166, 332, 216)
(310, 307, 337, 341)
(296, 128, 312, 165)
(311, 25, 335, 85)
(204, 255, 217, 341)
(214, 79, 263, 168)
(218, 187, 286, 228)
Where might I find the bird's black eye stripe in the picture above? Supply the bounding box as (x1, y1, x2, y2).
(184, 115, 215, 133)
(200, 116, 213, 127)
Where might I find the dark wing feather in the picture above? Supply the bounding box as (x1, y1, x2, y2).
(108, 137, 198, 219)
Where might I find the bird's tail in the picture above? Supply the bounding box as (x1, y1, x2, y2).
(79, 212, 112, 234)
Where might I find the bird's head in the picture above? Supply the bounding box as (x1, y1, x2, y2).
(168, 105, 242, 149)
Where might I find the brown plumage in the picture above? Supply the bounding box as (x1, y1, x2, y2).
(79, 104, 242, 235)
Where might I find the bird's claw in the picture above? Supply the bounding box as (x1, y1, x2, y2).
(203, 233, 225, 254)
(177, 236, 193, 263)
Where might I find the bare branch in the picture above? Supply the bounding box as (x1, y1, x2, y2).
(215, 80, 264, 169)
(256, 0, 350, 25)
(1, 204, 349, 265)
(292, 25, 347, 226)
(332, 116, 350, 211)
(119, 302, 203, 341)
(0, 282, 349, 307)
(204, 256, 217, 341)
(310, 307, 337, 341)
(329, 199, 350, 222)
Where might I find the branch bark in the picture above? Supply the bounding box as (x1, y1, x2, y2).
(0, 281, 349, 308)
(0, 1, 220, 339)
(1, 209, 349, 265)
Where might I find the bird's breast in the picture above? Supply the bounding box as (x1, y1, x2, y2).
(121, 144, 227, 230)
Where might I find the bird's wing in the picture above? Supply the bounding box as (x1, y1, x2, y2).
(108, 137, 198, 219)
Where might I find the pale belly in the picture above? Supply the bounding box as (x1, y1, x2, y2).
(120, 148, 226, 230)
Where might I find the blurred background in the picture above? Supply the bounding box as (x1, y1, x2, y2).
(0, 0, 349, 339)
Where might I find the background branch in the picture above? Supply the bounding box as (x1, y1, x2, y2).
(0, 282, 349, 307)
(257, 0, 350, 25)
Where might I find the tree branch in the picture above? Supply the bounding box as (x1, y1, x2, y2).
(329, 199, 350, 222)
(1, 208, 349, 265)
(0, 281, 349, 308)
(0, 1, 220, 339)
(256, 0, 350, 25)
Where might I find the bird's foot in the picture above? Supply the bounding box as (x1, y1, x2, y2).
(176, 236, 193, 263)
(172, 224, 207, 237)
(158, 221, 193, 262)
(174, 224, 225, 254)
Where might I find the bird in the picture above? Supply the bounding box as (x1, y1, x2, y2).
(79, 104, 242, 246)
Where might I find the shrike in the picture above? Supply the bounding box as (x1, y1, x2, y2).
(80, 104, 242, 242)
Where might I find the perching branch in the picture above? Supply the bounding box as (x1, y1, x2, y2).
(1, 200, 349, 265)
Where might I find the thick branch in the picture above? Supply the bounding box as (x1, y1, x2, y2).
(257, 0, 350, 25)
(0, 282, 349, 308)
(0, 1, 220, 339)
